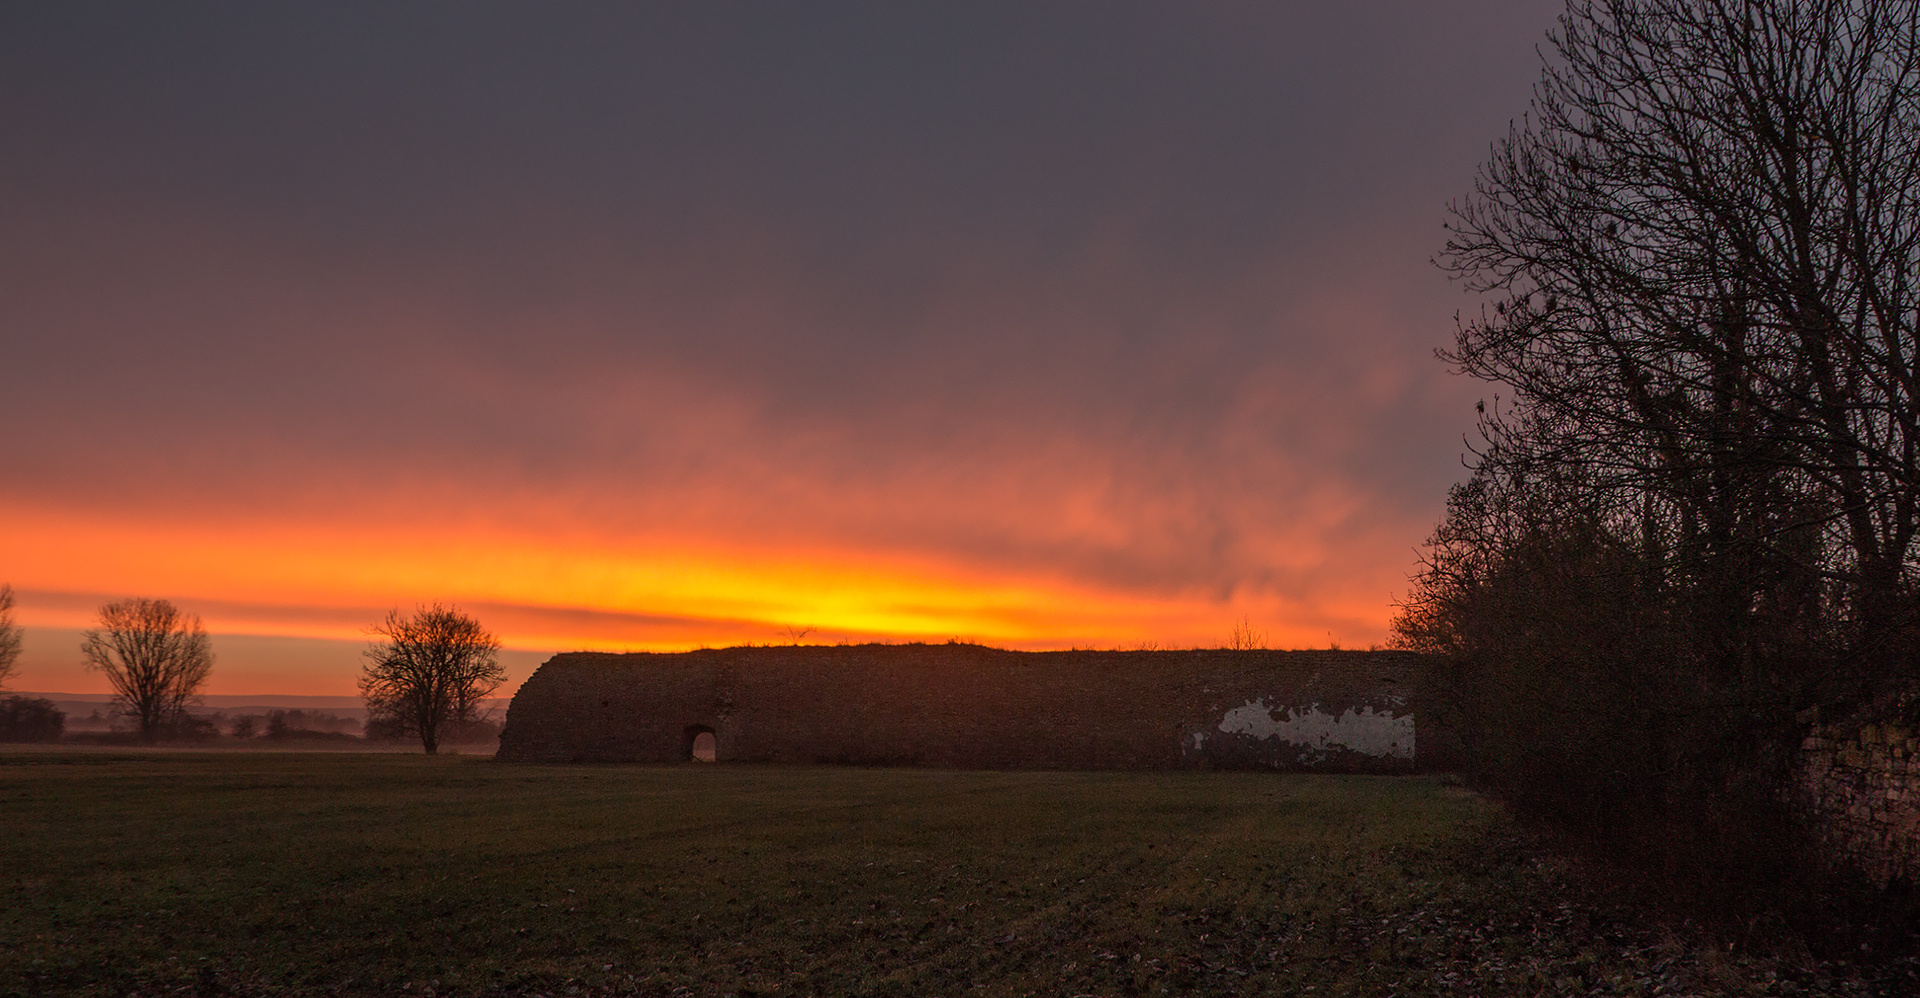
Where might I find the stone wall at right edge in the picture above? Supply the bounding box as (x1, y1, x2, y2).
(1797, 721, 1920, 888)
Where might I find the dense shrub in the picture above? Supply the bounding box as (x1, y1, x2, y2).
(264, 709, 358, 739)
(1404, 0, 1920, 947)
(161, 713, 220, 742)
(0, 696, 66, 742)
(1394, 466, 1886, 943)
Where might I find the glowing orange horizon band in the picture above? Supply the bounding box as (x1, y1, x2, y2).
(0, 506, 1393, 653)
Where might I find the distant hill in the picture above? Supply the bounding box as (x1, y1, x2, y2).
(13, 693, 512, 733)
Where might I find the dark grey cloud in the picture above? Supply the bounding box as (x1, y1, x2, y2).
(0, 1, 1564, 640)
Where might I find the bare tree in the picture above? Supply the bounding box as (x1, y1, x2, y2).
(81, 598, 214, 743)
(360, 605, 506, 754)
(1440, 0, 1920, 697)
(0, 585, 22, 690)
(1227, 616, 1267, 651)
(1397, 0, 1920, 895)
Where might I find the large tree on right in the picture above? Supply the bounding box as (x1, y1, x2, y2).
(1403, 0, 1920, 856)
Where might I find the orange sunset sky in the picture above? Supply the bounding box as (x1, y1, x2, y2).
(0, 3, 1560, 696)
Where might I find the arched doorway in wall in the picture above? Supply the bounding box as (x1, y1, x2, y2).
(682, 724, 717, 762)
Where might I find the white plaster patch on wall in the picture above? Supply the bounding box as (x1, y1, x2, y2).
(1217, 700, 1414, 759)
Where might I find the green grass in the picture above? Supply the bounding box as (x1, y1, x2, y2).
(0, 752, 1891, 996)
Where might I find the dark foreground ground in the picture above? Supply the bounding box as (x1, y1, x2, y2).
(1, 753, 1913, 997)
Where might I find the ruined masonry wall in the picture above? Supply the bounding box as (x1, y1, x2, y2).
(1797, 722, 1920, 887)
(496, 644, 1450, 772)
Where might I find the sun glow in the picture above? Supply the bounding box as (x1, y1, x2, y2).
(0, 503, 1387, 661)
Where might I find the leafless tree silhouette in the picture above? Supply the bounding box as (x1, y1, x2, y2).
(360, 605, 506, 754)
(82, 598, 214, 742)
(0, 585, 22, 690)
(1415, 0, 1920, 708)
(1395, 1, 1920, 912)
(1227, 616, 1266, 651)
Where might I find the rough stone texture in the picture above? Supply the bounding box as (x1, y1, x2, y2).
(496, 644, 1452, 771)
(1797, 721, 1920, 887)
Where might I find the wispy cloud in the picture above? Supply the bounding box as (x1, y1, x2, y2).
(0, 3, 1558, 689)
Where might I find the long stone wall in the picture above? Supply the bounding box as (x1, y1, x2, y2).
(496, 644, 1450, 771)
(1798, 720, 1920, 887)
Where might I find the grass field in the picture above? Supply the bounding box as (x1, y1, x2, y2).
(0, 753, 1901, 997)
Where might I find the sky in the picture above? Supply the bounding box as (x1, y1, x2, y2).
(0, 2, 1561, 695)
